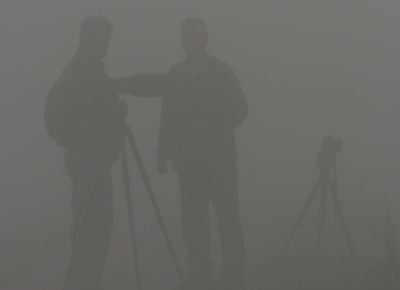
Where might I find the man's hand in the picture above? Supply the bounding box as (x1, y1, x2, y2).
(157, 157, 169, 174)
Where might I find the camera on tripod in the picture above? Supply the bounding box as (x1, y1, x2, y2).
(278, 135, 354, 262)
(316, 136, 342, 171)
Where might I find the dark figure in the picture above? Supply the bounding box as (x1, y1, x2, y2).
(157, 18, 248, 290)
(45, 16, 169, 290)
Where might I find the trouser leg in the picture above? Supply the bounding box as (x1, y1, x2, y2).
(64, 162, 113, 290)
(178, 169, 213, 281)
(210, 163, 245, 280)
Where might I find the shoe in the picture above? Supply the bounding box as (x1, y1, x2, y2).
(171, 276, 213, 290)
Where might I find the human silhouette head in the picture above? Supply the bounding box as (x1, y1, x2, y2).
(78, 16, 113, 59)
(180, 18, 208, 59)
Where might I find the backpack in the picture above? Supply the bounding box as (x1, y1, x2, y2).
(44, 82, 70, 147)
(44, 63, 87, 148)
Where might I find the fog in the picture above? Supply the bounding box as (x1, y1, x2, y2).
(1, 1, 400, 289)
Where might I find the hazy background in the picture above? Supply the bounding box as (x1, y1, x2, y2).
(1, 1, 400, 289)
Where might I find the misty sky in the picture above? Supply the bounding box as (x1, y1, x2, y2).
(1, 1, 400, 289)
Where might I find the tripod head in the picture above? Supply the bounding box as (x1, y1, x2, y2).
(316, 136, 342, 173)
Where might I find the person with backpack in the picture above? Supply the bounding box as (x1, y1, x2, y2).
(45, 16, 169, 290)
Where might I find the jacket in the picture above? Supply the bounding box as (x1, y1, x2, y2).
(157, 55, 248, 170)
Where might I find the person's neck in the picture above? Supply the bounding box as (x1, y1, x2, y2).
(186, 51, 208, 68)
(76, 45, 104, 61)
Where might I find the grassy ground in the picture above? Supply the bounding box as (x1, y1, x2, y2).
(2, 253, 399, 289)
(246, 255, 400, 290)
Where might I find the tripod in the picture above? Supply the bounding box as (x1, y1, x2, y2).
(62, 124, 183, 290)
(277, 137, 355, 262)
(121, 124, 184, 290)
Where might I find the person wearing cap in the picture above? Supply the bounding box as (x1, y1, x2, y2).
(157, 18, 248, 290)
(45, 16, 120, 290)
(46, 16, 169, 290)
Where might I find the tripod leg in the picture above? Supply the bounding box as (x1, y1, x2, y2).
(121, 137, 142, 290)
(330, 179, 355, 259)
(277, 181, 320, 262)
(125, 125, 184, 282)
(315, 182, 328, 261)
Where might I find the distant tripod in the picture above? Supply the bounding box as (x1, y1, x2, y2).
(277, 136, 355, 262)
(121, 124, 184, 290)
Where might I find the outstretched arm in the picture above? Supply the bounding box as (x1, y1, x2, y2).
(109, 74, 171, 98)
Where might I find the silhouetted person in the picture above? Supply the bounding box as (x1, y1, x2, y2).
(157, 18, 248, 290)
(45, 16, 170, 290)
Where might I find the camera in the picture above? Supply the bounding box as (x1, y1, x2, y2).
(316, 136, 342, 171)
